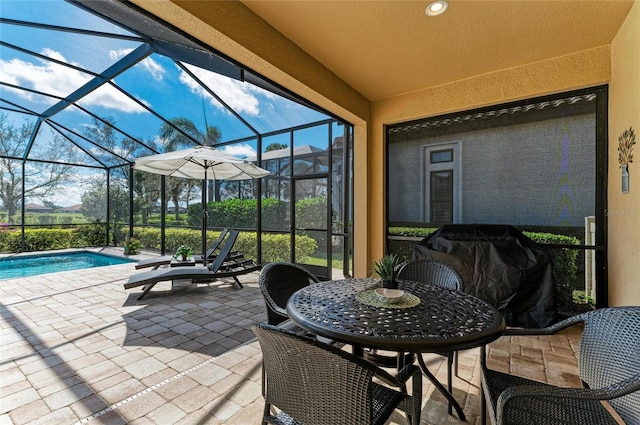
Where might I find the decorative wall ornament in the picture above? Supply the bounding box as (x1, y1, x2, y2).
(618, 127, 635, 193)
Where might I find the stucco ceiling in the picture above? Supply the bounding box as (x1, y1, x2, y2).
(241, 0, 633, 101)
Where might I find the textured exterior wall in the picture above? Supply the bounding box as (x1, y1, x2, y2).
(388, 114, 596, 227)
(609, 1, 640, 306)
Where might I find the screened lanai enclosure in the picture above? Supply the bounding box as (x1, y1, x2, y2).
(0, 0, 354, 279)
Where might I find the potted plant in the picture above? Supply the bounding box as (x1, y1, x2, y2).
(173, 245, 193, 262)
(123, 237, 141, 255)
(372, 254, 405, 289)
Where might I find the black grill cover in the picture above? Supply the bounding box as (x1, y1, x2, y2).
(413, 224, 557, 328)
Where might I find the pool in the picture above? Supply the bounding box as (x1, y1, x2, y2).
(0, 251, 135, 279)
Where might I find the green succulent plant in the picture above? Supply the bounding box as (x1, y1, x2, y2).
(372, 254, 404, 282)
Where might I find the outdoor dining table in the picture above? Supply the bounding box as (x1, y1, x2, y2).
(286, 277, 506, 421)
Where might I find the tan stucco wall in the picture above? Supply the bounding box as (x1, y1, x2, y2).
(609, 0, 640, 306)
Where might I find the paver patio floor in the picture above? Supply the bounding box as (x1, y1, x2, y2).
(0, 248, 584, 424)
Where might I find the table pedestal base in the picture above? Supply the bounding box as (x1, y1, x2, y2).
(354, 345, 465, 421)
(417, 355, 466, 421)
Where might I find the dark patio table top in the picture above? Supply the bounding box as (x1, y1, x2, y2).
(286, 278, 505, 353)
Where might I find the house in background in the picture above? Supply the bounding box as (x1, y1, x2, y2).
(58, 204, 82, 214)
(24, 203, 52, 213)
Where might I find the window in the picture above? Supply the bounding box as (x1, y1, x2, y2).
(430, 149, 453, 163)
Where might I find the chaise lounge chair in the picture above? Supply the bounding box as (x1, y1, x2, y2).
(124, 230, 261, 300)
(134, 229, 230, 270)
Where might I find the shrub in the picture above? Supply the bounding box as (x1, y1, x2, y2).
(523, 232, 579, 286)
(133, 226, 168, 251)
(57, 216, 73, 225)
(187, 197, 325, 236)
(0, 224, 110, 253)
(389, 227, 438, 238)
(387, 227, 437, 261)
(75, 222, 108, 246)
(124, 237, 142, 254)
(262, 198, 289, 230)
(0, 225, 19, 252)
(295, 196, 330, 252)
(187, 199, 258, 229)
(524, 231, 580, 312)
(37, 215, 54, 225)
(110, 225, 127, 246)
(126, 227, 316, 262)
(21, 229, 73, 251)
(0, 224, 317, 262)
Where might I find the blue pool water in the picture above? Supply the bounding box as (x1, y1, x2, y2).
(0, 251, 135, 279)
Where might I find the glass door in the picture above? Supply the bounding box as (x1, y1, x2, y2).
(292, 176, 331, 280)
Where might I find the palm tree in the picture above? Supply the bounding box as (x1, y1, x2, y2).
(159, 117, 222, 219)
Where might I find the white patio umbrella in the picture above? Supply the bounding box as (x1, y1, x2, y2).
(134, 145, 270, 264)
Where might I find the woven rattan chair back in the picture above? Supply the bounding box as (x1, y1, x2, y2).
(397, 258, 465, 417)
(578, 307, 640, 423)
(258, 262, 319, 326)
(481, 306, 640, 425)
(253, 323, 412, 425)
(398, 259, 462, 291)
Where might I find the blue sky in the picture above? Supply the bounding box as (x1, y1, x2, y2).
(1, 0, 330, 157)
(1, 0, 335, 206)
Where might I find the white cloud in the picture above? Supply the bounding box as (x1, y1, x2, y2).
(180, 64, 264, 116)
(110, 48, 165, 80)
(56, 171, 108, 206)
(49, 185, 84, 207)
(78, 83, 146, 113)
(220, 144, 256, 159)
(0, 48, 146, 113)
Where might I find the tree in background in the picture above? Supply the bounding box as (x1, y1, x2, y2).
(0, 113, 76, 222)
(82, 117, 160, 225)
(80, 177, 128, 223)
(42, 200, 60, 210)
(266, 142, 287, 152)
(159, 117, 222, 219)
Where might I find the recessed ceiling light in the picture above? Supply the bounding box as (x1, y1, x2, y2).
(426, 1, 448, 16)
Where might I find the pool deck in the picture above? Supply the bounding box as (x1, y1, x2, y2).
(0, 248, 585, 424)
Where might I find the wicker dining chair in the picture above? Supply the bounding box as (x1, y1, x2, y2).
(253, 323, 423, 425)
(258, 262, 320, 327)
(257, 262, 324, 395)
(480, 306, 640, 425)
(397, 259, 464, 416)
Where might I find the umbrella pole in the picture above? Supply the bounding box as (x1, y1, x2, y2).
(202, 170, 208, 267)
